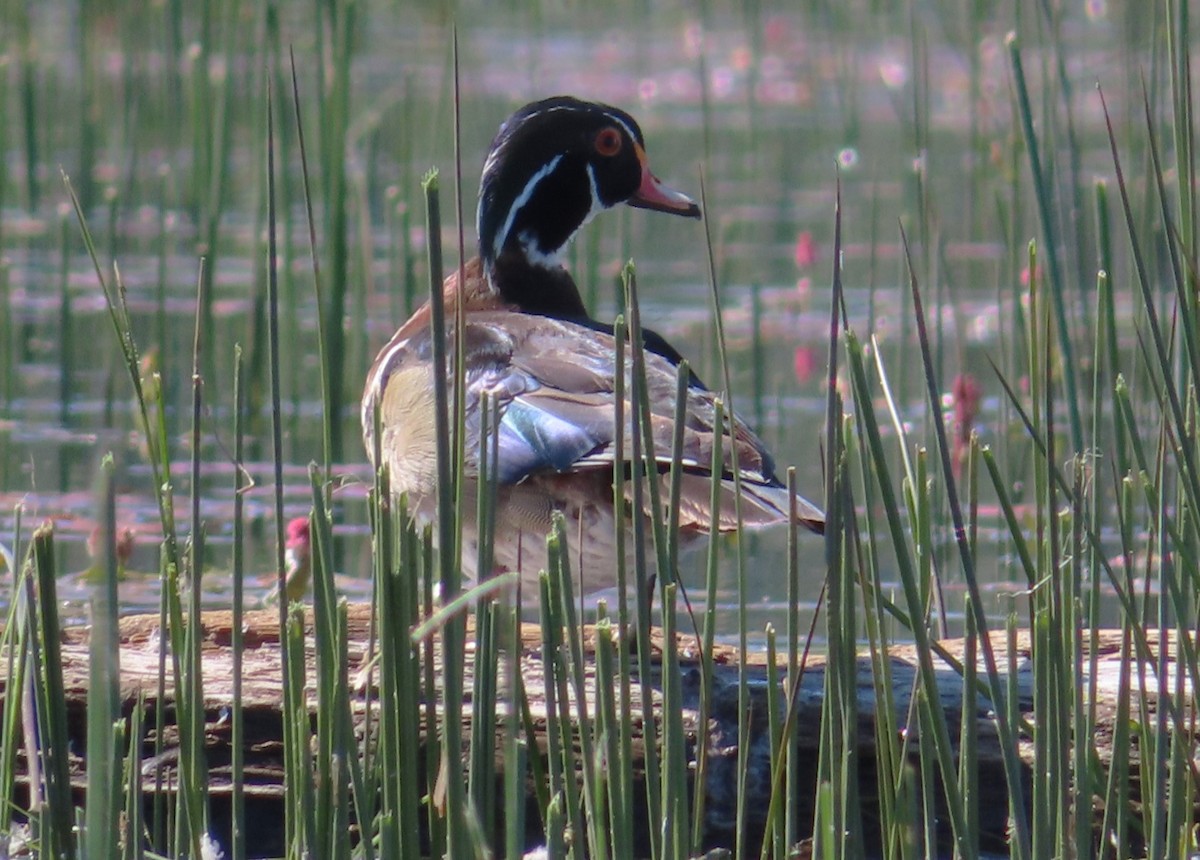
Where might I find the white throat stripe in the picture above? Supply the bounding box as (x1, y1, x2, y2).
(583, 163, 603, 227)
(492, 154, 563, 261)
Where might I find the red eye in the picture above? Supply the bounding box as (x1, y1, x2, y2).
(594, 127, 623, 157)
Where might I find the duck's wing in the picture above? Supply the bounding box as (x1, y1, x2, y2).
(472, 312, 824, 534)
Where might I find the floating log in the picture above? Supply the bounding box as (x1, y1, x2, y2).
(7, 604, 1193, 856)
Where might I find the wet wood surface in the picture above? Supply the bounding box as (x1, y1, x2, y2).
(13, 605, 1194, 855)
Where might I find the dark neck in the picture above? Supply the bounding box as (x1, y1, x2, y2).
(488, 251, 589, 318)
(486, 250, 709, 392)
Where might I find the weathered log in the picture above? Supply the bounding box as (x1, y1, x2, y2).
(6, 605, 1194, 856)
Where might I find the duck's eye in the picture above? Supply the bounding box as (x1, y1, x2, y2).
(594, 127, 623, 157)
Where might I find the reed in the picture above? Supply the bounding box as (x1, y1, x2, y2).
(83, 459, 122, 860)
(29, 523, 74, 857)
(230, 345, 247, 860)
(291, 49, 335, 485)
(0, 262, 10, 408)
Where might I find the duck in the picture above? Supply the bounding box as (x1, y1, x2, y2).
(361, 96, 824, 594)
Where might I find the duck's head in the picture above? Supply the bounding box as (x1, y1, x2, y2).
(477, 97, 700, 285)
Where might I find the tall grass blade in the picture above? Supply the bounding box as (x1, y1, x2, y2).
(423, 169, 474, 854)
(692, 396, 722, 854)
(0, 512, 29, 851)
(62, 170, 181, 571)
(621, 263, 662, 860)
(265, 73, 302, 853)
(173, 260, 211, 855)
(230, 345, 246, 860)
(695, 168, 755, 860)
(289, 49, 334, 485)
(29, 525, 75, 858)
(1007, 32, 1085, 453)
(85, 457, 123, 856)
(123, 690, 145, 860)
(315, 0, 353, 463)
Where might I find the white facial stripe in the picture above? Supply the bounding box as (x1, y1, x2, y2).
(520, 163, 604, 268)
(583, 163, 603, 224)
(605, 114, 640, 147)
(483, 105, 573, 184)
(517, 104, 575, 124)
(492, 153, 563, 261)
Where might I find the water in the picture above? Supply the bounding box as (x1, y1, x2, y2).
(0, 2, 1152, 640)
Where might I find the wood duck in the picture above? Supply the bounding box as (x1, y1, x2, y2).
(362, 96, 824, 593)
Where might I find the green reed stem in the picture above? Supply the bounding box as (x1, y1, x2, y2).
(316, 1, 353, 463)
(621, 264, 662, 860)
(0, 263, 11, 407)
(691, 396, 722, 854)
(423, 169, 472, 854)
(784, 467, 804, 851)
(1008, 32, 1085, 454)
(550, 512, 603, 858)
(123, 689, 145, 860)
(469, 394, 500, 845)
(450, 33, 469, 579)
(309, 468, 347, 857)
(1140, 77, 1200, 426)
(611, 314, 637, 860)
(30, 525, 74, 858)
(283, 603, 315, 854)
(1167, 0, 1196, 262)
(230, 345, 246, 860)
(176, 262, 210, 855)
(504, 599, 527, 860)
(764, 625, 783, 858)
(63, 171, 181, 574)
(661, 583, 687, 860)
(265, 76, 301, 852)
(85, 458, 122, 856)
(57, 212, 72, 435)
(1101, 619, 1134, 855)
(0, 514, 28, 850)
(290, 49, 334, 485)
(623, 268, 672, 590)
(336, 604, 357, 860)
(540, 570, 583, 857)
(594, 614, 628, 859)
(151, 548, 169, 849)
(665, 362, 689, 580)
(696, 168, 755, 860)
(850, 413, 907, 859)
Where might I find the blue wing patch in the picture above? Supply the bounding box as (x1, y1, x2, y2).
(494, 398, 603, 484)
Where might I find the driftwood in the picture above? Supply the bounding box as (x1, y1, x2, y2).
(8, 604, 1196, 856)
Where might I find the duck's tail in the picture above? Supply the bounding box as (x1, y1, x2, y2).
(668, 473, 826, 535)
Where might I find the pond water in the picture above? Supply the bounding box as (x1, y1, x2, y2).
(0, 2, 1157, 642)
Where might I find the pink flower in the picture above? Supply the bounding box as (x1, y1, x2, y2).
(793, 231, 817, 269)
(950, 373, 982, 477)
(793, 346, 818, 385)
